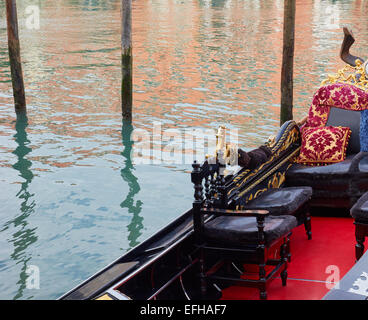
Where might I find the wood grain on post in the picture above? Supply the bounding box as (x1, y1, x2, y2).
(6, 0, 26, 113)
(280, 0, 295, 125)
(121, 0, 132, 121)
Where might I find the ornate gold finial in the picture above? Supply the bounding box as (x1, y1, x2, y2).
(266, 135, 276, 147)
(213, 125, 238, 166)
(216, 126, 226, 151)
(321, 60, 368, 91)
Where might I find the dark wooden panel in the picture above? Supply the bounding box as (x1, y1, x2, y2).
(64, 261, 138, 300)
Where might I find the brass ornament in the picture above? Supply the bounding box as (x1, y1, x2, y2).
(321, 59, 368, 91)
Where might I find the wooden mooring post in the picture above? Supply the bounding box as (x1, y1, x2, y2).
(6, 0, 26, 114)
(121, 0, 132, 121)
(280, 0, 295, 125)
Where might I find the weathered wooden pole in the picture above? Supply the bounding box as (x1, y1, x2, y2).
(280, 0, 295, 125)
(6, 0, 26, 114)
(121, 0, 132, 121)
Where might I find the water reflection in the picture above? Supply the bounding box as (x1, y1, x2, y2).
(1, 114, 38, 299)
(68, 0, 118, 11)
(120, 120, 143, 248)
(1, 0, 368, 300)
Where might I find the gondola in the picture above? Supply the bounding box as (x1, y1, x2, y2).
(59, 28, 368, 301)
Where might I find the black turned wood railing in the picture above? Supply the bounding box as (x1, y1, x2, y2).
(191, 120, 302, 216)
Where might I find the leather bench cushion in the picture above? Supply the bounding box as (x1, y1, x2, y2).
(285, 154, 368, 199)
(204, 215, 297, 246)
(350, 192, 368, 222)
(286, 154, 356, 178)
(245, 187, 312, 215)
(285, 160, 353, 199)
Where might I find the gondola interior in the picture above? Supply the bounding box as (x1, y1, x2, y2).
(60, 27, 368, 301)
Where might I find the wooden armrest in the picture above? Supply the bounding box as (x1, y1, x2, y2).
(296, 116, 308, 127)
(349, 152, 368, 173)
(201, 207, 269, 217)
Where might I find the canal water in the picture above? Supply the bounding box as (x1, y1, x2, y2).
(0, 0, 367, 299)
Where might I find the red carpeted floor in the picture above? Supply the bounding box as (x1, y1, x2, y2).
(221, 216, 360, 300)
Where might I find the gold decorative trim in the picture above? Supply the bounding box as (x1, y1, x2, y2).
(228, 122, 300, 196)
(95, 293, 113, 300)
(237, 147, 300, 199)
(321, 59, 368, 91)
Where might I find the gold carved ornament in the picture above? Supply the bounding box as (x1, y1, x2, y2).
(321, 59, 368, 91)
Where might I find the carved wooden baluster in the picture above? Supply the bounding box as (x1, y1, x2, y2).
(218, 167, 228, 208)
(208, 170, 217, 206)
(256, 215, 267, 300)
(204, 176, 210, 206)
(215, 170, 222, 205)
(191, 161, 204, 238)
(216, 161, 228, 208)
(280, 239, 288, 286)
(191, 161, 206, 297)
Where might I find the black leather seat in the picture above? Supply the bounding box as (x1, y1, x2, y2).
(204, 215, 297, 246)
(287, 155, 355, 177)
(286, 107, 368, 208)
(245, 187, 312, 216)
(243, 186, 312, 239)
(286, 155, 355, 202)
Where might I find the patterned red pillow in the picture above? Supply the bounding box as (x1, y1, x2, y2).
(294, 126, 351, 166)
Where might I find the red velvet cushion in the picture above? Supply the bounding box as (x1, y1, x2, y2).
(294, 126, 351, 166)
